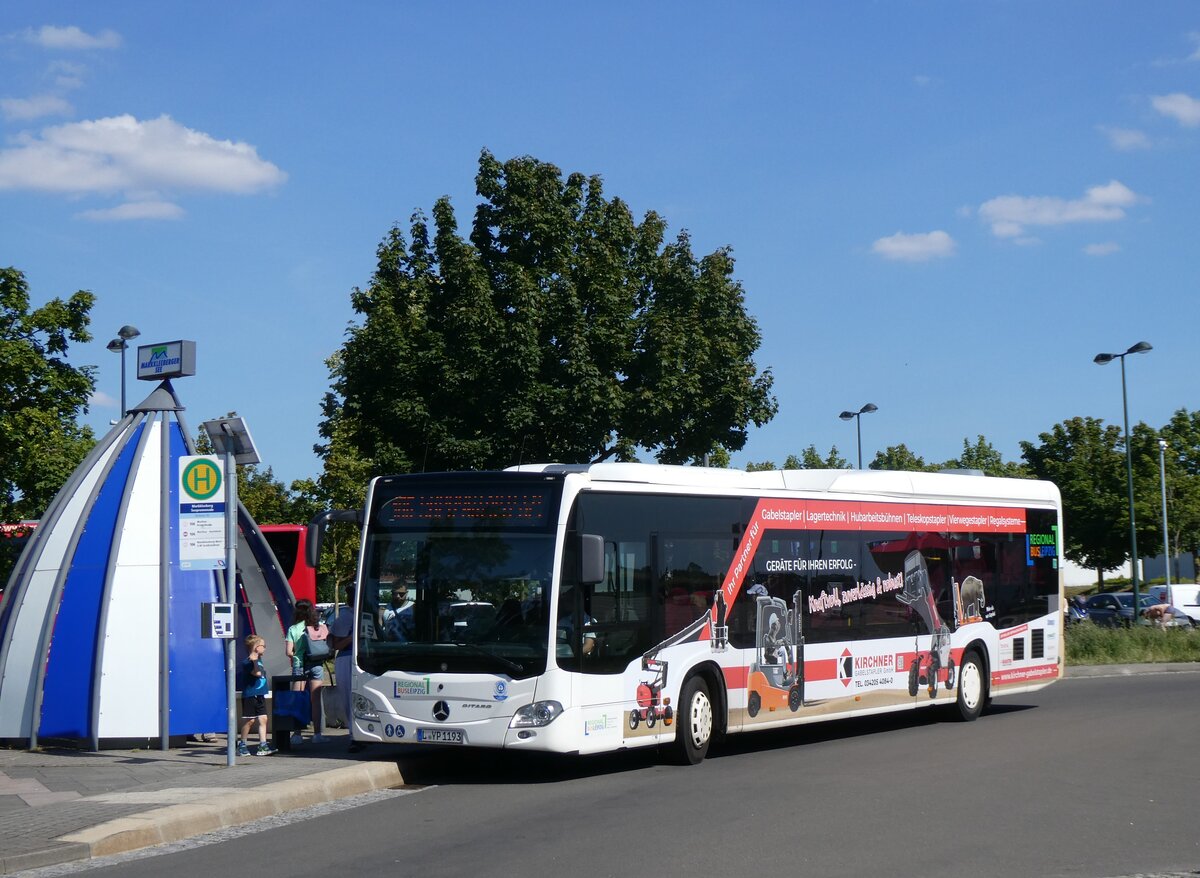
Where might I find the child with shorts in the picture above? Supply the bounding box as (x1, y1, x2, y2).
(239, 635, 276, 757)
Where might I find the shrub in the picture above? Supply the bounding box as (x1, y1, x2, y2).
(1065, 622, 1200, 665)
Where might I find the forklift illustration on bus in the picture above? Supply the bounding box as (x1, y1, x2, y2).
(628, 654, 673, 729)
(627, 608, 713, 731)
(897, 550, 955, 698)
(746, 587, 804, 718)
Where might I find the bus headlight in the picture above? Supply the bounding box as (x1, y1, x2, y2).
(510, 700, 563, 728)
(353, 693, 380, 722)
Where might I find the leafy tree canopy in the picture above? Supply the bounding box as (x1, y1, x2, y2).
(322, 149, 777, 473)
(0, 267, 96, 522)
(1146, 408, 1200, 566)
(941, 435, 1029, 478)
(745, 445, 847, 472)
(869, 443, 932, 472)
(195, 421, 321, 526)
(1020, 416, 1128, 579)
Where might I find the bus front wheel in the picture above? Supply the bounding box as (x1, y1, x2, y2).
(670, 675, 713, 765)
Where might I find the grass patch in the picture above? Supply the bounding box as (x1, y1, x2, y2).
(1065, 622, 1200, 665)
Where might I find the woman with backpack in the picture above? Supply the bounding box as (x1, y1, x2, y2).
(285, 599, 330, 745)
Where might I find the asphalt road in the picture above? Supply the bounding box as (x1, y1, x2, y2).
(28, 671, 1200, 878)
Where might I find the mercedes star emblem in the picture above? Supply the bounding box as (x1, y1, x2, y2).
(433, 700, 450, 722)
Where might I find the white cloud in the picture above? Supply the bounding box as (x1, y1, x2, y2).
(1084, 242, 1121, 256)
(88, 389, 118, 408)
(871, 230, 956, 262)
(978, 180, 1141, 238)
(0, 94, 72, 121)
(1152, 92, 1200, 127)
(1098, 126, 1150, 151)
(49, 60, 88, 90)
(0, 115, 287, 201)
(22, 25, 121, 50)
(77, 200, 185, 222)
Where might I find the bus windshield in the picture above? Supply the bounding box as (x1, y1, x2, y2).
(357, 477, 562, 679)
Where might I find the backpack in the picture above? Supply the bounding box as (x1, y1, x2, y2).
(305, 623, 331, 661)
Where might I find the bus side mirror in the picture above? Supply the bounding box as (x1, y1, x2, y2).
(579, 534, 604, 585)
(306, 509, 362, 569)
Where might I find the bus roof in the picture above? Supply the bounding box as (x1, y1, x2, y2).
(505, 462, 1059, 506)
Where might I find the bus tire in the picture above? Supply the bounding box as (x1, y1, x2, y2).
(671, 675, 713, 765)
(952, 649, 987, 722)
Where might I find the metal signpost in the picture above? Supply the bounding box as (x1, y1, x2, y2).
(179, 453, 234, 763)
(202, 417, 261, 766)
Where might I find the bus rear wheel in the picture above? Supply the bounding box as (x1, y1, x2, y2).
(952, 649, 986, 722)
(671, 676, 713, 765)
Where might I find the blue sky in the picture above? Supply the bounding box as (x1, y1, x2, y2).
(3, 4, 1198, 488)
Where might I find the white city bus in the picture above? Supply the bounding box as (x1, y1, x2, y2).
(315, 463, 1063, 764)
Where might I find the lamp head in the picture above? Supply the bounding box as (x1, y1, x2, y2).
(861, 403, 878, 415)
(117, 325, 141, 340)
(1093, 353, 1115, 365)
(839, 411, 855, 421)
(1159, 438, 1168, 450)
(106, 338, 124, 354)
(1126, 341, 1152, 355)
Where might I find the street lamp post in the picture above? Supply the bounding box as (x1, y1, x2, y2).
(839, 403, 878, 469)
(105, 325, 141, 415)
(1093, 340, 1151, 612)
(1159, 438, 1171, 591)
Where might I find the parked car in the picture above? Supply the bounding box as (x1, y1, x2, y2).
(1083, 592, 1139, 627)
(1083, 592, 1194, 628)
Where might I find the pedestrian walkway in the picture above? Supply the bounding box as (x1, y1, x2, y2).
(0, 728, 403, 874)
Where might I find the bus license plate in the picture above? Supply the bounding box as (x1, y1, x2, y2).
(416, 728, 464, 744)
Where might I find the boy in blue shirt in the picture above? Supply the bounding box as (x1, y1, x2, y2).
(239, 635, 276, 757)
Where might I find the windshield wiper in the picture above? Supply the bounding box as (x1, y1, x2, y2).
(450, 640, 525, 675)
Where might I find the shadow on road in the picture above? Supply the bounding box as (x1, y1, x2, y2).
(385, 700, 1039, 785)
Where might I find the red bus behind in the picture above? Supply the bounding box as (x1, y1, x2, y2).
(259, 524, 317, 604)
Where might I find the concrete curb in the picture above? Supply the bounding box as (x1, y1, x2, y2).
(2, 842, 92, 875)
(54, 761, 405, 860)
(1064, 661, 1200, 678)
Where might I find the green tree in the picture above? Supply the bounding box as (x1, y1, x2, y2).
(798, 445, 848, 469)
(869, 444, 932, 472)
(940, 435, 1029, 478)
(323, 150, 776, 474)
(744, 446, 846, 472)
(1150, 409, 1200, 575)
(195, 421, 317, 525)
(307, 410, 373, 600)
(1020, 417, 1127, 584)
(0, 267, 96, 522)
